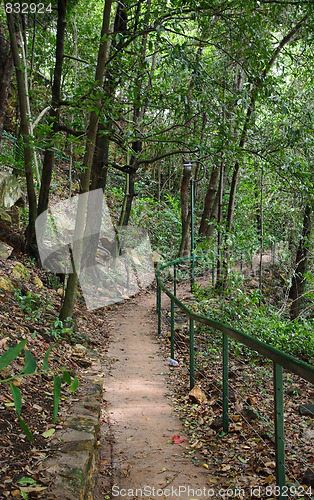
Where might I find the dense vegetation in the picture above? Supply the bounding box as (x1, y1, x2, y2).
(0, 0, 313, 357)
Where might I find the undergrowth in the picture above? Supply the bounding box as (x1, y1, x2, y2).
(193, 278, 314, 364)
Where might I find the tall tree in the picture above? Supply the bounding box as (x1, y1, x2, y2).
(289, 200, 313, 320)
(0, 21, 13, 140)
(59, 0, 113, 321)
(37, 0, 67, 217)
(6, 10, 38, 253)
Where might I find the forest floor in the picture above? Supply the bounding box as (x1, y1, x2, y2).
(0, 250, 313, 499)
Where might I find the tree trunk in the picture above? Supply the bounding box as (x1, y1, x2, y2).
(119, 168, 137, 227)
(288, 202, 312, 320)
(179, 165, 192, 257)
(91, 0, 128, 193)
(6, 12, 37, 254)
(0, 22, 14, 141)
(59, 0, 113, 321)
(37, 0, 67, 217)
(199, 163, 219, 237)
(215, 161, 226, 289)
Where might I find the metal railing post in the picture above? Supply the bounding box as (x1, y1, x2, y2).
(174, 263, 177, 297)
(190, 179, 195, 292)
(274, 362, 286, 497)
(189, 318, 195, 390)
(157, 280, 161, 336)
(170, 298, 175, 359)
(222, 333, 229, 433)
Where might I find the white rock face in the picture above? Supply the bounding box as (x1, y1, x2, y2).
(0, 172, 23, 208)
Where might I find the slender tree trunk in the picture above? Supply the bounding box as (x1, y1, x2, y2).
(206, 164, 228, 238)
(59, 0, 113, 321)
(258, 163, 264, 297)
(289, 202, 312, 320)
(179, 165, 192, 257)
(199, 163, 219, 237)
(37, 0, 67, 217)
(119, 1, 153, 226)
(91, 0, 128, 194)
(18, 21, 40, 183)
(0, 22, 14, 141)
(215, 161, 225, 288)
(6, 12, 37, 254)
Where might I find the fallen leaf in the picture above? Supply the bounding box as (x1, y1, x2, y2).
(42, 428, 55, 438)
(169, 435, 185, 444)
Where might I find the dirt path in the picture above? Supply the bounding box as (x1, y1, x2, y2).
(94, 290, 212, 500)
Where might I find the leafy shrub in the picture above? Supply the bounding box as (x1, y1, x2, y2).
(193, 279, 314, 363)
(130, 194, 181, 259)
(0, 340, 78, 440)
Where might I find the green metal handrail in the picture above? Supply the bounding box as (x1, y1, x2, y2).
(156, 255, 314, 499)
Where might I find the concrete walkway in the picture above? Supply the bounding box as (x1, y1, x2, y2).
(94, 291, 212, 500)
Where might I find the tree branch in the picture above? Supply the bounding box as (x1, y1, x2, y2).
(63, 53, 91, 65)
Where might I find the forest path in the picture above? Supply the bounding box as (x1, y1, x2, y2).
(93, 289, 213, 500)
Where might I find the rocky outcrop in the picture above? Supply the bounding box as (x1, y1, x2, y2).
(0, 171, 23, 208)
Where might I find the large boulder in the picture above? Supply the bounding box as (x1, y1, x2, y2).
(0, 242, 14, 259)
(0, 172, 23, 208)
(12, 262, 29, 280)
(0, 207, 11, 226)
(0, 275, 15, 292)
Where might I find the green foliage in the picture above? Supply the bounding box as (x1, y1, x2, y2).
(193, 279, 314, 363)
(0, 340, 78, 439)
(14, 288, 54, 322)
(130, 194, 181, 259)
(50, 318, 75, 340)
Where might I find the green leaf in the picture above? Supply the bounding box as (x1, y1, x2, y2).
(62, 370, 71, 385)
(18, 415, 34, 441)
(42, 428, 55, 438)
(9, 383, 22, 416)
(53, 375, 62, 423)
(22, 350, 37, 374)
(42, 345, 55, 370)
(17, 477, 37, 485)
(0, 338, 27, 371)
(69, 375, 79, 393)
(20, 491, 28, 500)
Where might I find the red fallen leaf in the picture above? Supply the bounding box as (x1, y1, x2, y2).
(169, 435, 185, 444)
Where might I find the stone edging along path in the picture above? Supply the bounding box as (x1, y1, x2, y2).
(40, 351, 104, 500)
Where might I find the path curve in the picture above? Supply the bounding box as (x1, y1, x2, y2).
(94, 290, 212, 500)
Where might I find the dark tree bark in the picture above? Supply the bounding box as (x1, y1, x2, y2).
(289, 202, 313, 320)
(37, 0, 67, 217)
(179, 165, 192, 257)
(0, 22, 14, 141)
(59, 0, 113, 321)
(199, 163, 219, 237)
(91, 0, 128, 194)
(6, 12, 37, 254)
